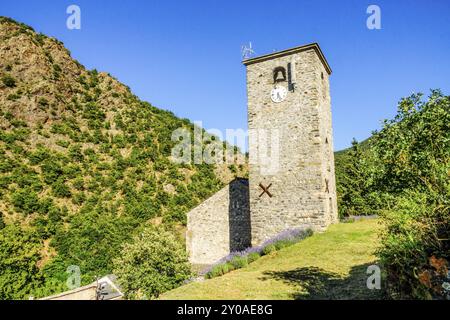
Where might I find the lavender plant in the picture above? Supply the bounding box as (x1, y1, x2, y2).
(202, 227, 313, 279)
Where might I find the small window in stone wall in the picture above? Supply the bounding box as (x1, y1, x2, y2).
(322, 78, 327, 98)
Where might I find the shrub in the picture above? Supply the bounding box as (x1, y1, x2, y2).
(41, 160, 64, 184)
(56, 140, 70, 148)
(262, 244, 276, 255)
(0, 224, 42, 299)
(260, 228, 313, 253)
(51, 180, 71, 198)
(71, 177, 84, 190)
(378, 191, 449, 299)
(71, 192, 86, 205)
(206, 264, 230, 279)
(7, 93, 20, 101)
(82, 102, 105, 121)
(68, 145, 83, 162)
(37, 97, 49, 107)
(10, 119, 27, 127)
(1, 74, 16, 87)
(274, 240, 291, 250)
(374, 91, 450, 299)
(113, 227, 192, 299)
(230, 255, 248, 269)
(247, 252, 260, 263)
(28, 148, 51, 165)
(11, 188, 40, 214)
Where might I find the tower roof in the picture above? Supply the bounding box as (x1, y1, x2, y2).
(242, 42, 332, 75)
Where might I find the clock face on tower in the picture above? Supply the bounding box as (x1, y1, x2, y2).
(270, 85, 287, 103)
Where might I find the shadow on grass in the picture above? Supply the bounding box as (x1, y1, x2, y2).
(261, 263, 386, 300)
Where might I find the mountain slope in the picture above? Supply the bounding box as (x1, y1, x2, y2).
(0, 17, 246, 299)
(162, 218, 383, 300)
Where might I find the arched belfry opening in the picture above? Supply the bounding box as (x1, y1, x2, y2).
(273, 66, 287, 83)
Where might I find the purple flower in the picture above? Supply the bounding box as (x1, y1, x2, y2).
(199, 227, 312, 276)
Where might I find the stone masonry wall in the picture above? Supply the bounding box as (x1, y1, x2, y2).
(315, 53, 339, 226)
(186, 178, 250, 265)
(245, 46, 338, 246)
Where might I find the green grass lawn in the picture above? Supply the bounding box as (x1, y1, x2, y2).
(161, 218, 384, 300)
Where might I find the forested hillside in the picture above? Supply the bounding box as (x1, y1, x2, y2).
(0, 17, 246, 299)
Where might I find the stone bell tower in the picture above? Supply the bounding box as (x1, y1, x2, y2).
(243, 43, 338, 246)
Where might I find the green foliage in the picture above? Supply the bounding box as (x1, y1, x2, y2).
(113, 227, 192, 299)
(51, 179, 71, 198)
(82, 102, 105, 129)
(0, 224, 42, 299)
(230, 255, 248, 269)
(262, 244, 276, 255)
(11, 188, 40, 214)
(56, 140, 70, 148)
(28, 147, 51, 165)
(247, 252, 260, 263)
(335, 138, 383, 218)
(273, 240, 291, 250)
(52, 211, 138, 284)
(336, 90, 449, 299)
(0, 212, 5, 229)
(1, 74, 16, 87)
(205, 263, 233, 279)
(68, 144, 83, 162)
(38, 97, 49, 109)
(52, 64, 61, 79)
(7, 92, 21, 101)
(374, 91, 449, 195)
(0, 128, 30, 143)
(373, 91, 450, 299)
(41, 160, 64, 185)
(34, 33, 46, 46)
(378, 191, 448, 299)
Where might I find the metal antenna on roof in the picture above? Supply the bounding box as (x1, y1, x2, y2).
(241, 42, 256, 60)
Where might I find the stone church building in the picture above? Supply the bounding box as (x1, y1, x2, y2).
(186, 43, 338, 265)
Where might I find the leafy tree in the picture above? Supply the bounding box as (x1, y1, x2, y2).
(113, 227, 192, 299)
(374, 91, 450, 299)
(0, 224, 42, 299)
(335, 139, 383, 217)
(52, 211, 137, 283)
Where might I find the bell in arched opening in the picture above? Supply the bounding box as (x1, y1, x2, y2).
(273, 66, 286, 83)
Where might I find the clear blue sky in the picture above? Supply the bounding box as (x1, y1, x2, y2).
(1, 0, 449, 151)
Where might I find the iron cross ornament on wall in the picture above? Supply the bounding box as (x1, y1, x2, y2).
(259, 183, 273, 198)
